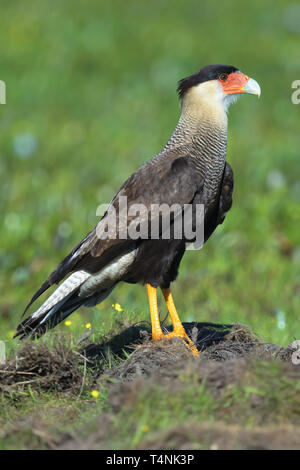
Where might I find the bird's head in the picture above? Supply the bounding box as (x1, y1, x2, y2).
(178, 64, 261, 114)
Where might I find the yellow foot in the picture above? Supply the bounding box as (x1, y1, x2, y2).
(146, 283, 199, 357)
(155, 329, 199, 356)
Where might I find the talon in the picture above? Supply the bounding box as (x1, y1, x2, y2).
(163, 331, 199, 356)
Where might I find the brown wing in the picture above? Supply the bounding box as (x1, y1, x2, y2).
(217, 161, 234, 224)
(23, 148, 202, 314)
(204, 161, 234, 242)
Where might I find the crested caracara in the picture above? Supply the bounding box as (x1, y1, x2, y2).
(15, 64, 261, 355)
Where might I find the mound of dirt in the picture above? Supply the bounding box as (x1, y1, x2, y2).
(0, 322, 295, 397)
(59, 351, 300, 450)
(1, 321, 299, 450)
(82, 322, 295, 382)
(0, 339, 90, 397)
(82, 321, 234, 362)
(59, 327, 300, 450)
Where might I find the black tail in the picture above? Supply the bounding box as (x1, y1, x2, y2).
(14, 291, 86, 340)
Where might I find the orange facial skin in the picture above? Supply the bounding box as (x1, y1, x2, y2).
(218, 72, 250, 95)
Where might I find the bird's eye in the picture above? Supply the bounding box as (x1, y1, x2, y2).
(219, 73, 228, 82)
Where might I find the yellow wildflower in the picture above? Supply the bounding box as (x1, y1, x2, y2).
(91, 390, 99, 398)
(112, 303, 123, 312)
(85, 323, 91, 329)
(64, 320, 72, 326)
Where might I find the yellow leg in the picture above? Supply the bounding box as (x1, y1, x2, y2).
(146, 283, 164, 341)
(145, 283, 199, 356)
(161, 287, 199, 356)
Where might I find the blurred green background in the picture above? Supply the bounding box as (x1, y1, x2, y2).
(0, 0, 299, 346)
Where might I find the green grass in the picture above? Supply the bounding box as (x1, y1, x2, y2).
(1, 0, 299, 348)
(1, 354, 299, 450)
(1, 0, 299, 346)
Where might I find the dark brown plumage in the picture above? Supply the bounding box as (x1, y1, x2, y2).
(14, 64, 260, 346)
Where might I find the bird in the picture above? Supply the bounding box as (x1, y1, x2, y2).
(14, 64, 261, 355)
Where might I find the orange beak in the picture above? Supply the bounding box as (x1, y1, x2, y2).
(220, 72, 261, 97)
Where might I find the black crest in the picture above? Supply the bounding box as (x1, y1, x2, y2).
(177, 64, 239, 98)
